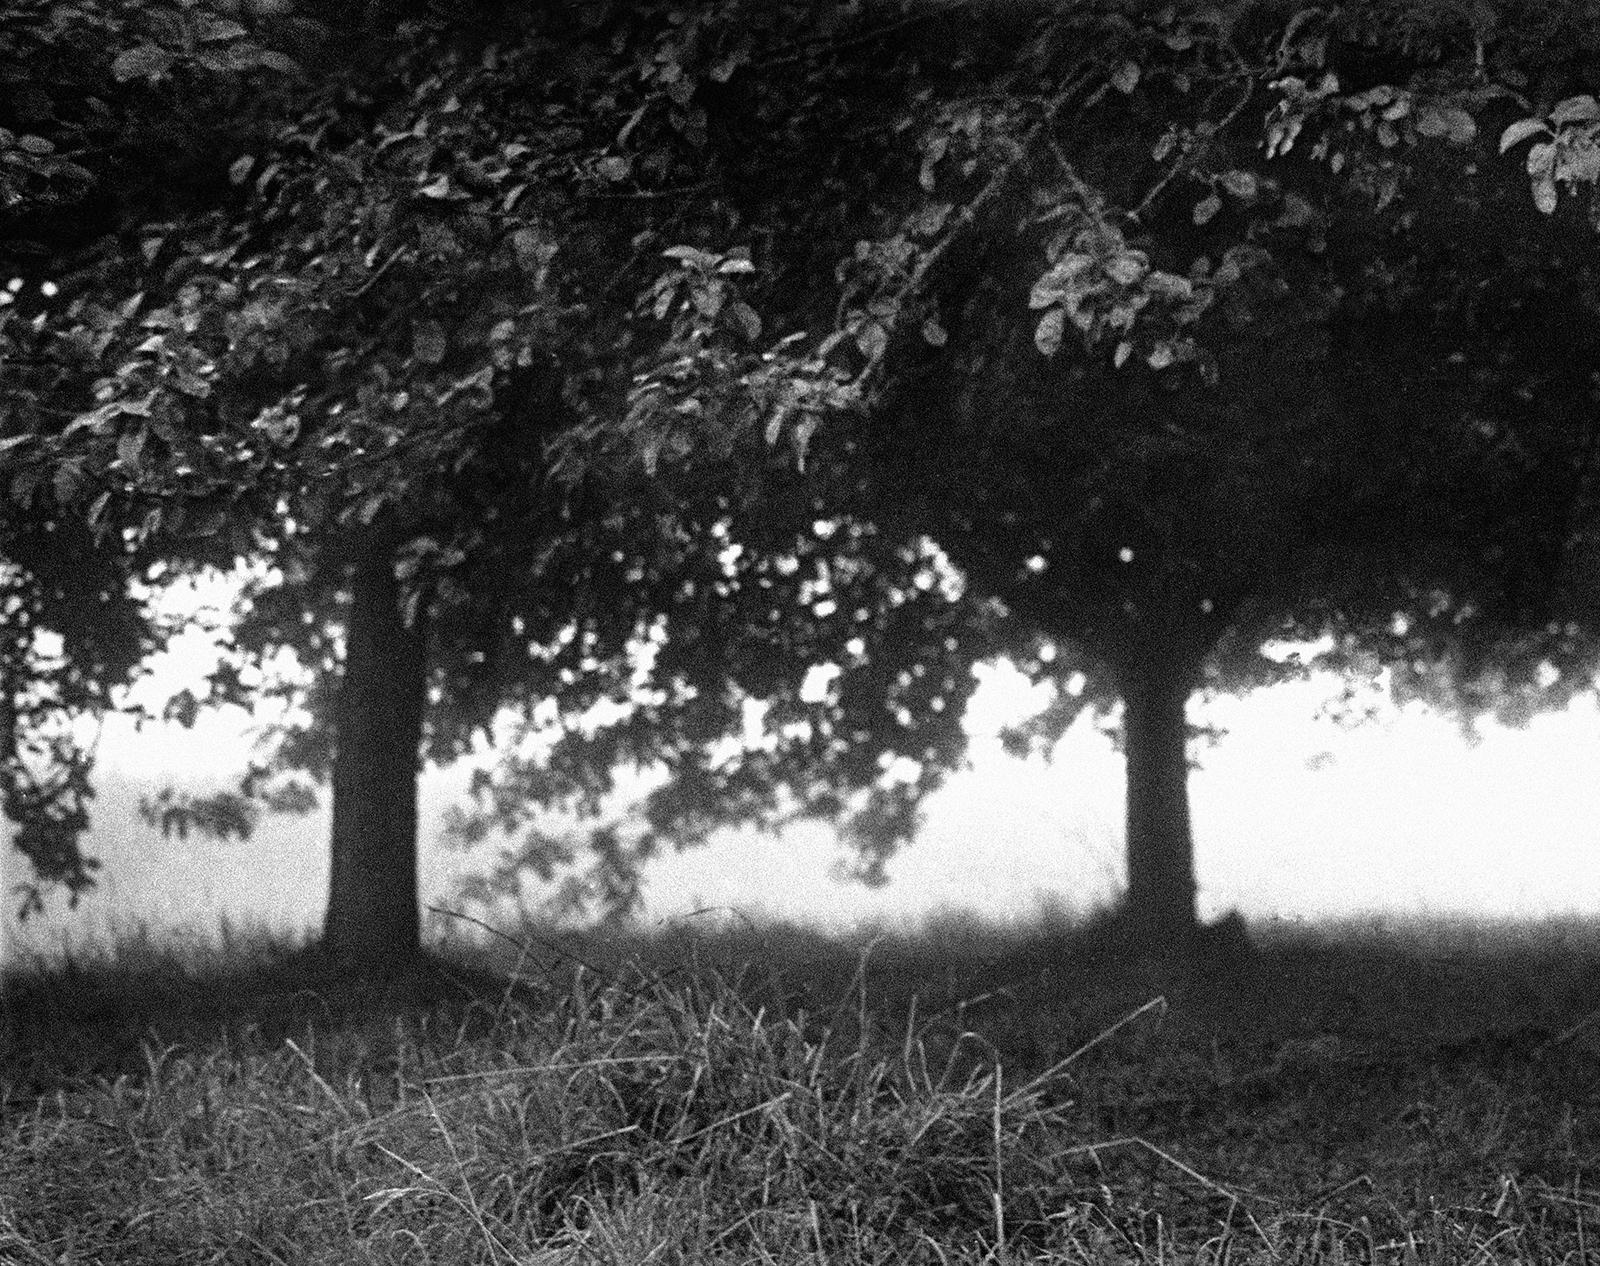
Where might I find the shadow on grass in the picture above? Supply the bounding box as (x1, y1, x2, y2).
(1, 925, 549, 1100)
(11, 907, 1600, 1097)
(5, 908, 1600, 1262)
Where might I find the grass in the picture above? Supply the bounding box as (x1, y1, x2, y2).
(4, 910, 1600, 1264)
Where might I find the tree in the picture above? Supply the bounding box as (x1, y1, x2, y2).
(837, 4, 1600, 941)
(492, 0, 1600, 947)
(8, 2, 930, 962)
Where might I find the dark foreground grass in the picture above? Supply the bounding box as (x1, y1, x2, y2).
(4, 911, 1600, 1264)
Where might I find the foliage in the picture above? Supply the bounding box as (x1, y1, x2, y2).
(0, 0, 308, 913)
(6, 0, 989, 915)
(0, 0, 309, 272)
(13, 0, 1600, 922)
(594, 0, 1600, 869)
(471, 0, 1600, 912)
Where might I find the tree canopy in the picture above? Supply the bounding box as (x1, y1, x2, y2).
(8, 0, 1600, 958)
(0, 0, 315, 911)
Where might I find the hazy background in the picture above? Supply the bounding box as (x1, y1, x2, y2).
(7, 620, 1600, 966)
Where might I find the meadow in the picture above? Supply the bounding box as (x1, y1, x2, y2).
(4, 910, 1600, 1264)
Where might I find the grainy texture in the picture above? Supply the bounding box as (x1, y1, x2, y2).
(4, 914, 1599, 1263)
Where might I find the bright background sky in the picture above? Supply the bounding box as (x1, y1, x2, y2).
(6, 577, 1600, 964)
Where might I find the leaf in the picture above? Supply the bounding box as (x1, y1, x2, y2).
(111, 44, 174, 82)
(1551, 95, 1600, 125)
(662, 245, 715, 268)
(1414, 104, 1476, 144)
(1111, 60, 1141, 94)
(1532, 173, 1559, 214)
(417, 174, 453, 199)
(729, 300, 762, 341)
(690, 283, 723, 320)
(855, 321, 888, 362)
(1275, 192, 1318, 229)
(1104, 253, 1147, 286)
(16, 134, 54, 155)
(116, 428, 146, 468)
(413, 320, 448, 364)
(1029, 254, 1092, 309)
(228, 155, 255, 186)
(1266, 116, 1303, 160)
(1192, 192, 1222, 225)
(1034, 307, 1065, 357)
(918, 132, 948, 194)
(1113, 340, 1132, 368)
(1144, 271, 1194, 300)
(195, 45, 242, 73)
(595, 155, 632, 182)
(1219, 169, 1258, 199)
(254, 50, 301, 76)
(511, 227, 554, 276)
(1029, 270, 1066, 310)
(1560, 142, 1600, 184)
(921, 317, 947, 346)
(1499, 117, 1547, 154)
(905, 201, 952, 237)
(199, 17, 249, 42)
(53, 462, 81, 504)
(709, 47, 749, 82)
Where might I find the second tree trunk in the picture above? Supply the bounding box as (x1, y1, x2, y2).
(1119, 656, 1198, 942)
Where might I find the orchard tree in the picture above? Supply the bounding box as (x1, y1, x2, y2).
(488, 0, 1600, 946)
(816, 2, 1600, 940)
(6, 2, 949, 963)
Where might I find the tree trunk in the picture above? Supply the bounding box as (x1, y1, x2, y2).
(1119, 656, 1199, 946)
(323, 543, 427, 968)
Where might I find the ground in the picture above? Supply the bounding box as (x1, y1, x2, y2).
(3, 911, 1599, 1264)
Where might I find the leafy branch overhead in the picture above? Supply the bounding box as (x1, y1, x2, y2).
(612, 2, 1600, 470)
(1498, 94, 1600, 218)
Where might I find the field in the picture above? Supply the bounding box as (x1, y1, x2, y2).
(5, 911, 1600, 1264)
